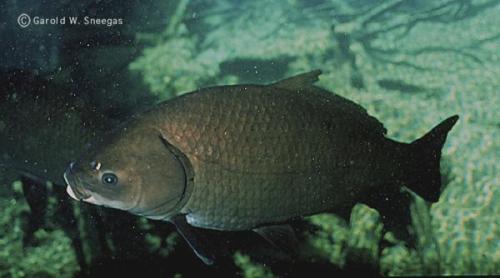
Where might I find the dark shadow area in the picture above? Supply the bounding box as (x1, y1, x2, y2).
(377, 78, 427, 94)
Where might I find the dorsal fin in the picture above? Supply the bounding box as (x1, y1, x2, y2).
(272, 69, 322, 91)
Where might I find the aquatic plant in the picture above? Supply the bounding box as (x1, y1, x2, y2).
(0, 182, 78, 278)
(306, 213, 349, 268)
(234, 252, 274, 278)
(129, 34, 220, 99)
(306, 204, 384, 268)
(129, 0, 222, 99)
(140, 217, 180, 258)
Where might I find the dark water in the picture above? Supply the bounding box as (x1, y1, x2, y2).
(0, 0, 498, 277)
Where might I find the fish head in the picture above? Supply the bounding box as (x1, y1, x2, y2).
(64, 121, 190, 220)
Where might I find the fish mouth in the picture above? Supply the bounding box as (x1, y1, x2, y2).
(64, 163, 92, 201)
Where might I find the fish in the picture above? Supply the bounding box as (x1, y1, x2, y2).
(63, 70, 459, 264)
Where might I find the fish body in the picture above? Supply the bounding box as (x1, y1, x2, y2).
(156, 83, 393, 230)
(64, 70, 458, 262)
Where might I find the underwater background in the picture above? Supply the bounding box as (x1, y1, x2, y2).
(0, 0, 498, 277)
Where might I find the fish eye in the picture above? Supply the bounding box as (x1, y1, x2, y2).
(102, 173, 118, 185)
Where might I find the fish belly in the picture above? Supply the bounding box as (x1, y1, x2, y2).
(184, 161, 345, 230)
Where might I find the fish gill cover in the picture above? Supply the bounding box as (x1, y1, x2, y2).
(0, 0, 498, 277)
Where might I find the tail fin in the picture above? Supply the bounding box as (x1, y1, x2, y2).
(404, 115, 459, 202)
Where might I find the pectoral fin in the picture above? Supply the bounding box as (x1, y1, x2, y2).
(169, 214, 216, 265)
(253, 224, 298, 255)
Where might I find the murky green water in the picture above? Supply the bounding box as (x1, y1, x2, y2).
(0, 1, 498, 277)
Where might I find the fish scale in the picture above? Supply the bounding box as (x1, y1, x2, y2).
(157, 85, 388, 230)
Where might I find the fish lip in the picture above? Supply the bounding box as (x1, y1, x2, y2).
(64, 164, 92, 200)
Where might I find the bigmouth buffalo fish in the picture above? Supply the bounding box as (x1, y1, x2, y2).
(64, 70, 459, 264)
